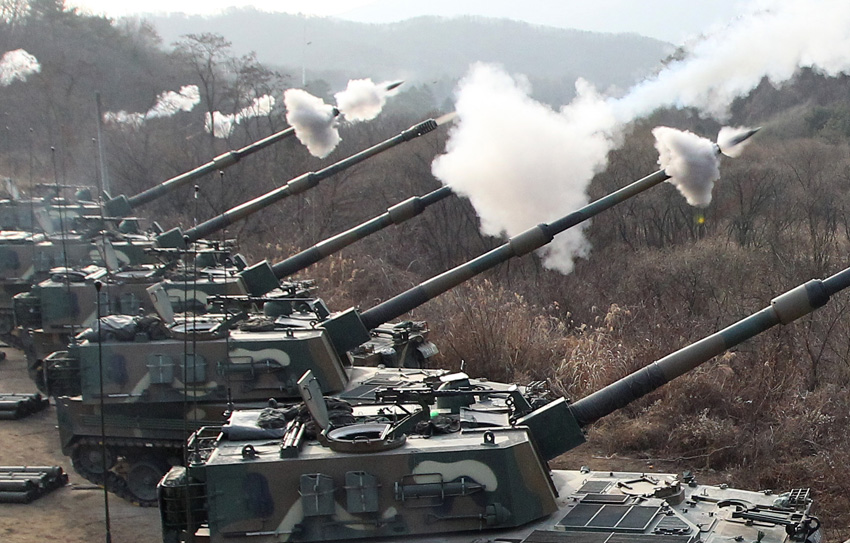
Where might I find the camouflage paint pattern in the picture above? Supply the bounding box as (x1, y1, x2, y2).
(18, 266, 251, 386)
(55, 396, 235, 454)
(73, 325, 350, 404)
(197, 425, 556, 542)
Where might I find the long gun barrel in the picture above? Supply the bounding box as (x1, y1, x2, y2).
(103, 127, 297, 217)
(239, 186, 453, 294)
(359, 169, 670, 330)
(157, 116, 445, 249)
(569, 272, 847, 427)
(272, 186, 451, 277)
(516, 265, 850, 462)
(358, 127, 764, 330)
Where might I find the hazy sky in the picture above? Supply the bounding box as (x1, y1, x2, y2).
(67, 0, 749, 44)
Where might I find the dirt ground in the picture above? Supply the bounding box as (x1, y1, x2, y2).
(0, 346, 161, 543)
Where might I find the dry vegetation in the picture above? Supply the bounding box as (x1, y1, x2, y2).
(3, 3, 850, 541)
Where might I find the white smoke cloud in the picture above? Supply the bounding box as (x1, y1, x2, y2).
(0, 49, 40, 86)
(205, 94, 276, 138)
(615, 0, 850, 121)
(432, 65, 617, 273)
(334, 78, 397, 122)
(434, 0, 850, 273)
(283, 88, 340, 158)
(102, 111, 145, 128)
(653, 127, 719, 207)
(147, 85, 201, 118)
(205, 111, 236, 139)
(716, 126, 757, 158)
(104, 85, 200, 127)
(283, 79, 400, 157)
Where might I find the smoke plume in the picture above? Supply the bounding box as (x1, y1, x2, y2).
(434, 0, 850, 273)
(716, 126, 757, 158)
(653, 127, 719, 208)
(284, 80, 400, 158)
(334, 78, 397, 122)
(0, 49, 40, 86)
(283, 88, 340, 158)
(205, 94, 276, 138)
(432, 66, 615, 273)
(104, 85, 200, 127)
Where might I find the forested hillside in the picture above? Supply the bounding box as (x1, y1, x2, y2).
(2, 2, 850, 539)
(145, 8, 672, 106)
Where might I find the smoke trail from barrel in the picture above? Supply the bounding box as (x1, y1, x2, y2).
(334, 78, 397, 122)
(0, 49, 40, 86)
(653, 127, 719, 207)
(434, 0, 850, 273)
(205, 94, 276, 138)
(283, 88, 340, 158)
(284, 80, 400, 157)
(615, 0, 850, 121)
(146, 85, 201, 118)
(716, 126, 757, 158)
(104, 85, 200, 127)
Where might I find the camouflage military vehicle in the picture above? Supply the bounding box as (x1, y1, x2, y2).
(158, 263, 842, 543)
(0, 179, 101, 233)
(17, 250, 305, 380)
(19, 115, 450, 387)
(35, 181, 451, 391)
(0, 127, 299, 337)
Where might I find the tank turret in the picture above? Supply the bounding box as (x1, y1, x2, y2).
(158, 266, 841, 543)
(154, 115, 450, 249)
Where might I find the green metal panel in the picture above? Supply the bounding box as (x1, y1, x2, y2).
(516, 398, 586, 461)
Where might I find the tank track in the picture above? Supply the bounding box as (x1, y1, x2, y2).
(69, 436, 182, 507)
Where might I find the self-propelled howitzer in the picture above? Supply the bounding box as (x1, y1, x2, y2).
(32, 183, 453, 395)
(46, 182, 454, 506)
(0, 127, 301, 336)
(159, 267, 842, 543)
